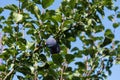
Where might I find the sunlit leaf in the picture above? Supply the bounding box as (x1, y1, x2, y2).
(33, 5, 41, 20)
(13, 12, 23, 23)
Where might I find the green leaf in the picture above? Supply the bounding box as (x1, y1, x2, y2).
(100, 37, 113, 47)
(17, 66, 31, 75)
(69, 0, 76, 9)
(65, 54, 75, 63)
(62, 20, 73, 32)
(108, 15, 113, 21)
(16, 38, 27, 51)
(97, 7, 105, 16)
(114, 40, 120, 45)
(4, 4, 18, 11)
(21, 0, 29, 9)
(0, 16, 5, 21)
(75, 62, 85, 69)
(17, 75, 24, 80)
(68, 37, 76, 42)
(19, 38, 27, 45)
(83, 39, 94, 46)
(0, 65, 6, 71)
(103, 0, 113, 9)
(114, 6, 119, 11)
(22, 1, 41, 20)
(104, 29, 114, 39)
(22, 13, 31, 19)
(0, 16, 5, 28)
(72, 76, 80, 80)
(0, 24, 2, 28)
(15, 32, 23, 38)
(0, 7, 4, 13)
(13, 12, 23, 23)
(117, 12, 120, 18)
(103, 48, 110, 55)
(24, 22, 35, 28)
(33, 0, 41, 4)
(26, 41, 34, 50)
(116, 53, 120, 64)
(48, 68, 58, 79)
(52, 14, 62, 22)
(2, 48, 17, 58)
(108, 69, 112, 76)
(94, 24, 104, 33)
(27, 29, 35, 35)
(63, 20, 73, 27)
(33, 5, 41, 20)
(2, 26, 13, 33)
(42, 0, 54, 8)
(88, 19, 92, 26)
(51, 54, 63, 65)
(39, 54, 47, 62)
(71, 47, 79, 52)
(113, 22, 120, 28)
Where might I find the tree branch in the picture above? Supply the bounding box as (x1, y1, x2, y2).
(60, 66, 64, 80)
(60, 59, 68, 80)
(3, 68, 14, 80)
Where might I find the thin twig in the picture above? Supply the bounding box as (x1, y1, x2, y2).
(0, 33, 3, 65)
(60, 62, 65, 80)
(85, 56, 89, 76)
(34, 70, 38, 80)
(60, 65, 64, 80)
(18, 0, 21, 13)
(3, 68, 14, 80)
(60, 59, 68, 80)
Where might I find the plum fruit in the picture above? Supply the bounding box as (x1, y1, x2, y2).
(46, 37, 60, 54)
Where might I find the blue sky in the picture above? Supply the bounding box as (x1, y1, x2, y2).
(0, 0, 120, 80)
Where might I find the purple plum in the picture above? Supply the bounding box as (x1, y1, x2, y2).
(46, 37, 60, 54)
(46, 37, 57, 47)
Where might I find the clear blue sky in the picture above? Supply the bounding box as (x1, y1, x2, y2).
(0, 0, 120, 80)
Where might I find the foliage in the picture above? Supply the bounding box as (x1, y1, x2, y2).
(0, 0, 120, 80)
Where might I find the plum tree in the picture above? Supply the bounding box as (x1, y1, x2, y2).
(0, 0, 120, 80)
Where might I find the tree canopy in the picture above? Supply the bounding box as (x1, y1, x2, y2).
(0, 0, 120, 80)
